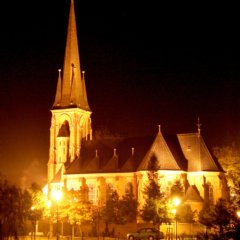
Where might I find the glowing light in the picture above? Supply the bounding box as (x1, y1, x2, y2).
(46, 200, 52, 208)
(173, 197, 181, 207)
(42, 184, 48, 195)
(52, 190, 62, 202)
(172, 197, 181, 240)
(237, 210, 240, 218)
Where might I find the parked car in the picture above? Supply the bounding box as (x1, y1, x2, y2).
(126, 227, 164, 240)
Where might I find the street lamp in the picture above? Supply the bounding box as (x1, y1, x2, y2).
(52, 190, 62, 240)
(236, 210, 240, 236)
(237, 210, 240, 219)
(46, 200, 53, 239)
(173, 197, 181, 240)
(31, 206, 37, 240)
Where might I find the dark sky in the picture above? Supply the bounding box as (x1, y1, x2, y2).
(0, 1, 239, 187)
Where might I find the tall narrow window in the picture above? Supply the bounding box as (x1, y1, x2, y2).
(205, 182, 214, 205)
(209, 184, 214, 204)
(106, 183, 115, 200)
(88, 184, 97, 204)
(125, 182, 133, 195)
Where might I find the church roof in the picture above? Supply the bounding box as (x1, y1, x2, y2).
(184, 185, 204, 202)
(177, 133, 223, 172)
(65, 130, 223, 175)
(65, 136, 155, 174)
(52, 0, 90, 110)
(137, 131, 188, 171)
(65, 156, 81, 174)
(117, 136, 155, 171)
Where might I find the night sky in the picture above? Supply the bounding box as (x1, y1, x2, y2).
(0, 1, 239, 187)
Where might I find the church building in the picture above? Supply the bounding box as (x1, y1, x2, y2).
(47, 0, 228, 215)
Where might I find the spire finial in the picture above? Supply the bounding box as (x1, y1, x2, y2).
(82, 70, 85, 82)
(197, 117, 201, 136)
(82, 70, 85, 78)
(53, 69, 62, 106)
(131, 147, 135, 156)
(158, 124, 161, 133)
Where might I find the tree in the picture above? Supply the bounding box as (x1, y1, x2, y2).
(140, 155, 170, 228)
(170, 179, 184, 199)
(119, 192, 138, 223)
(60, 189, 93, 238)
(177, 204, 196, 223)
(212, 199, 232, 234)
(101, 191, 123, 236)
(199, 204, 215, 237)
(213, 145, 240, 206)
(27, 182, 46, 236)
(90, 205, 101, 237)
(199, 199, 232, 237)
(101, 189, 138, 236)
(169, 180, 196, 223)
(0, 177, 32, 239)
(213, 144, 240, 233)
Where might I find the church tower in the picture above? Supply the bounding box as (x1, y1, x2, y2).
(47, 0, 92, 188)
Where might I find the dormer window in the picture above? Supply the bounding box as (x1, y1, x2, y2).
(187, 146, 191, 152)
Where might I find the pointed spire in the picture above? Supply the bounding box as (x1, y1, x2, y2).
(131, 147, 135, 156)
(113, 148, 117, 157)
(158, 124, 161, 133)
(82, 70, 90, 109)
(52, 0, 90, 110)
(113, 148, 119, 169)
(197, 117, 201, 136)
(53, 69, 62, 106)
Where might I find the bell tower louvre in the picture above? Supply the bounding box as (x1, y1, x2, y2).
(47, 0, 92, 189)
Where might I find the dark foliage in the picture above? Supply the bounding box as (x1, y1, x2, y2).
(140, 155, 170, 227)
(0, 177, 32, 239)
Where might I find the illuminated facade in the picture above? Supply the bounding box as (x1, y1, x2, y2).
(47, 0, 228, 213)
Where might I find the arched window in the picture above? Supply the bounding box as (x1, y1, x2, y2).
(209, 184, 214, 204)
(57, 121, 70, 163)
(106, 183, 115, 200)
(58, 120, 70, 137)
(205, 182, 214, 205)
(80, 178, 89, 202)
(125, 182, 133, 195)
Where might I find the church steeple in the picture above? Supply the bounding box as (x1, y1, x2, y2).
(48, 0, 92, 189)
(53, 0, 90, 110)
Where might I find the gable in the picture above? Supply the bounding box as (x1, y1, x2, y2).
(137, 131, 185, 171)
(177, 133, 223, 172)
(184, 185, 203, 202)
